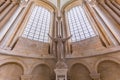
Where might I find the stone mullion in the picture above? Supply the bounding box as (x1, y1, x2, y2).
(51, 12, 57, 55)
(64, 11, 72, 54)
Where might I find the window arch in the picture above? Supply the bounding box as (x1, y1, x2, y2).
(22, 5, 51, 42)
(67, 6, 96, 42)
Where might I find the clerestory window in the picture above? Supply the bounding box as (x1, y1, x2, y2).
(67, 6, 96, 42)
(22, 5, 51, 42)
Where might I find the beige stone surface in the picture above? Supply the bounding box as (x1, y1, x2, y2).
(13, 37, 50, 55)
(71, 36, 105, 56)
(0, 0, 120, 80)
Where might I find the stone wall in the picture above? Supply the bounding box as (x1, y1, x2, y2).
(71, 36, 105, 56)
(13, 37, 50, 56)
(1, 48, 120, 80)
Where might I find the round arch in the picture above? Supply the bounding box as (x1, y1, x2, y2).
(68, 60, 92, 73)
(95, 57, 120, 72)
(30, 62, 52, 74)
(34, 0, 57, 12)
(31, 63, 52, 80)
(0, 58, 28, 74)
(69, 63, 92, 80)
(61, 0, 83, 12)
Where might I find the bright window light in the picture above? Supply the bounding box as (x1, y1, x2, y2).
(22, 6, 51, 42)
(67, 6, 96, 42)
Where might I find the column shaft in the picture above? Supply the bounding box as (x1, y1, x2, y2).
(111, 1, 120, 10)
(106, 0, 120, 16)
(0, 0, 6, 6)
(0, 6, 23, 49)
(0, 4, 18, 41)
(93, 0, 120, 45)
(83, 2, 110, 47)
(0, 0, 11, 13)
(0, 3, 15, 20)
(93, 4, 119, 46)
(100, 2, 120, 24)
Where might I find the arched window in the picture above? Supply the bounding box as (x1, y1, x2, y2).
(67, 6, 96, 42)
(22, 5, 51, 42)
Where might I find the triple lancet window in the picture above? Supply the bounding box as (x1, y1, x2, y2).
(67, 6, 96, 42)
(22, 6, 51, 42)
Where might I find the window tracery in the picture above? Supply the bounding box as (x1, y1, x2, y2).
(22, 5, 51, 42)
(67, 6, 96, 42)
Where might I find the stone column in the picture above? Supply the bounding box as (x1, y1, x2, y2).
(7, 0, 33, 48)
(0, 3, 18, 42)
(0, 0, 6, 6)
(111, 1, 120, 10)
(0, 2, 15, 20)
(89, 0, 120, 46)
(115, 0, 120, 4)
(106, 0, 120, 16)
(54, 69, 68, 80)
(99, 1, 120, 24)
(0, 6, 23, 49)
(0, 0, 11, 13)
(90, 73, 100, 80)
(21, 75, 32, 80)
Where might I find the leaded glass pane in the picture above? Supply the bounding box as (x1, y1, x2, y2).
(22, 6, 51, 42)
(67, 6, 96, 42)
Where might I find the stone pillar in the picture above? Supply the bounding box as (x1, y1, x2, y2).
(111, 1, 120, 10)
(0, 2, 15, 20)
(99, 1, 120, 24)
(90, 73, 100, 80)
(21, 75, 32, 80)
(115, 0, 120, 4)
(0, 6, 23, 49)
(0, 0, 11, 13)
(54, 69, 68, 80)
(106, 0, 120, 16)
(0, 0, 6, 6)
(89, 0, 120, 46)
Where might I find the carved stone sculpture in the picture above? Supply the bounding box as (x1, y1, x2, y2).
(48, 34, 72, 61)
